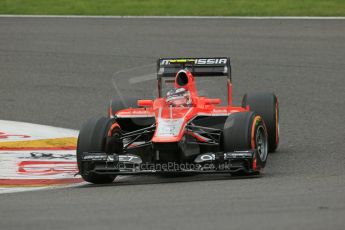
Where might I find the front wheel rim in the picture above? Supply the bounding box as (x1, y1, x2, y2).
(256, 125, 268, 161)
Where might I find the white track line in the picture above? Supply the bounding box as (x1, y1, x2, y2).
(0, 15, 344, 19)
(0, 120, 78, 141)
(0, 182, 87, 194)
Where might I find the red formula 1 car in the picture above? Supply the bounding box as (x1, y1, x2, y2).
(77, 57, 279, 184)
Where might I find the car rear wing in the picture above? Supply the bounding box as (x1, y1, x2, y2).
(157, 57, 231, 80)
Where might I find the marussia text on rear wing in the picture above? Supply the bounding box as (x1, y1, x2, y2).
(157, 57, 232, 79)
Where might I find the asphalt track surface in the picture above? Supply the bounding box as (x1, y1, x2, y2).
(1, 18, 345, 230)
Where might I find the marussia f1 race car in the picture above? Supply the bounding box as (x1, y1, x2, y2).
(77, 57, 279, 184)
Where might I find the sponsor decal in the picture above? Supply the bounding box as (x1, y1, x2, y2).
(104, 154, 142, 164)
(161, 58, 227, 65)
(200, 154, 215, 161)
(83, 154, 107, 160)
(212, 109, 228, 113)
(194, 58, 227, 65)
(156, 119, 184, 136)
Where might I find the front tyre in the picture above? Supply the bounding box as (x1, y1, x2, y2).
(223, 112, 268, 168)
(242, 92, 279, 152)
(77, 116, 117, 184)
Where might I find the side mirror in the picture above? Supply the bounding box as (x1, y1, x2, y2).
(137, 100, 153, 107)
(204, 98, 221, 105)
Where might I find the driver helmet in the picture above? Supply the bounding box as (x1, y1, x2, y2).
(166, 87, 191, 106)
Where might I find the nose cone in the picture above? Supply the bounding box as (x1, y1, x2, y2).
(152, 106, 192, 143)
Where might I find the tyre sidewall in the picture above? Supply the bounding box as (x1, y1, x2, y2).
(223, 112, 268, 167)
(77, 116, 116, 183)
(242, 92, 279, 152)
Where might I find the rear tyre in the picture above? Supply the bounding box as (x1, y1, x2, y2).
(242, 92, 279, 152)
(109, 97, 154, 127)
(223, 112, 268, 168)
(77, 116, 117, 184)
(108, 97, 138, 117)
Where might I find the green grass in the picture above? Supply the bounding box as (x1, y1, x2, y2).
(0, 0, 344, 16)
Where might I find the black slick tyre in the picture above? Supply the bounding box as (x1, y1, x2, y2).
(77, 116, 117, 184)
(108, 97, 138, 117)
(223, 111, 269, 168)
(242, 92, 279, 152)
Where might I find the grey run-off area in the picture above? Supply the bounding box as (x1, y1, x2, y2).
(0, 17, 345, 230)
